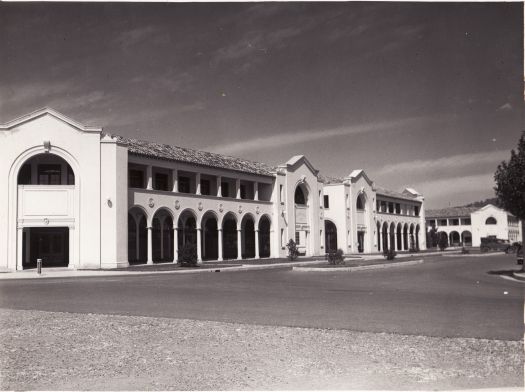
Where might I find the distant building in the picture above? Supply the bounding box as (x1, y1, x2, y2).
(0, 108, 426, 271)
(425, 204, 522, 247)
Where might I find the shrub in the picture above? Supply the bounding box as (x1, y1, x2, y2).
(383, 249, 396, 260)
(327, 249, 345, 265)
(179, 242, 198, 267)
(438, 233, 448, 251)
(286, 239, 299, 261)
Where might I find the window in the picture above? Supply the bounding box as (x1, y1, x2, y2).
(129, 169, 144, 188)
(356, 194, 365, 210)
(221, 182, 229, 197)
(414, 206, 420, 217)
(240, 184, 247, 199)
(38, 164, 61, 185)
(439, 219, 448, 226)
(485, 217, 497, 225)
(179, 176, 191, 193)
(281, 229, 285, 248)
(18, 164, 32, 185)
(67, 165, 75, 185)
(295, 231, 300, 245)
(201, 179, 210, 196)
(280, 185, 284, 203)
(450, 219, 459, 226)
(154, 173, 169, 191)
(323, 195, 330, 209)
(388, 202, 394, 214)
(295, 187, 306, 205)
(395, 203, 401, 214)
(380, 201, 387, 213)
(462, 218, 471, 225)
(376, 200, 380, 212)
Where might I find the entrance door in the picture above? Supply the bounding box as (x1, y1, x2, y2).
(23, 227, 69, 268)
(357, 231, 365, 253)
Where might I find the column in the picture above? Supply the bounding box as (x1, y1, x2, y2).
(16, 227, 23, 271)
(217, 176, 222, 197)
(68, 226, 76, 269)
(237, 229, 242, 260)
(196, 173, 201, 195)
(147, 226, 153, 264)
(172, 169, 178, 192)
(146, 165, 153, 190)
(255, 229, 260, 259)
(218, 228, 223, 261)
(196, 227, 202, 264)
(254, 182, 258, 201)
(173, 227, 178, 263)
(236, 179, 241, 199)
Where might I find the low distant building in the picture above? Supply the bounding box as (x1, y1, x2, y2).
(425, 204, 522, 247)
(0, 108, 427, 271)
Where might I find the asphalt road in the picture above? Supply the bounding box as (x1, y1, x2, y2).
(0, 254, 523, 340)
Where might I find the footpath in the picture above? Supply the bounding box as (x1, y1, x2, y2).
(0, 249, 465, 280)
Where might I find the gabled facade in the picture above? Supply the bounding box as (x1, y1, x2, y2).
(426, 204, 522, 247)
(0, 108, 426, 271)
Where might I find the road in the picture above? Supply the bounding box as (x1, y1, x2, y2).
(0, 254, 523, 340)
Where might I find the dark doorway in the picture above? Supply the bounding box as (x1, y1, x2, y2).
(259, 216, 271, 258)
(223, 217, 237, 259)
(357, 231, 365, 253)
(23, 227, 69, 268)
(325, 220, 338, 253)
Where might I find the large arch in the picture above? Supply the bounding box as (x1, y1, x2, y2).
(376, 221, 381, 252)
(222, 212, 238, 260)
(201, 211, 218, 261)
(389, 222, 396, 251)
(415, 224, 421, 250)
(177, 209, 198, 259)
(356, 193, 366, 211)
(403, 223, 409, 251)
(258, 215, 271, 258)
(396, 223, 403, 251)
(461, 230, 472, 246)
(409, 224, 415, 250)
(152, 208, 174, 262)
(325, 220, 338, 253)
(128, 206, 148, 264)
(381, 222, 389, 252)
(241, 213, 256, 259)
(449, 231, 460, 247)
(10, 147, 81, 270)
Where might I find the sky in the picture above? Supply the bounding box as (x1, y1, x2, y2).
(0, 2, 522, 209)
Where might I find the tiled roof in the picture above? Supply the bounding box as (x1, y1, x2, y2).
(375, 186, 418, 201)
(318, 174, 345, 184)
(425, 206, 479, 218)
(113, 135, 276, 177)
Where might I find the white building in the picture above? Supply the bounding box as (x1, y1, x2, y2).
(426, 204, 522, 247)
(0, 108, 426, 271)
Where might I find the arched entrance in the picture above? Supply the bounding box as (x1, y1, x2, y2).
(381, 222, 389, 252)
(409, 224, 415, 250)
(152, 209, 174, 262)
(241, 214, 256, 259)
(389, 222, 396, 251)
(258, 215, 271, 258)
(449, 231, 460, 247)
(294, 183, 310, 255)
(396, 223, 402, 251)
(325, 220, 338, 253)
(376, 221, 381, 252)
(128, 207, 147, 264)
(177, 210, 197, 258)
(222, 212, 238, 260)
(17, 153, 77, 269)
(461, 230, 472, 246)
(403, 224, 409, 251)
(202, 212, 218, 261)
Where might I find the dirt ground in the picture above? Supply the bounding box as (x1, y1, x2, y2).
(0, 308, 522, 390)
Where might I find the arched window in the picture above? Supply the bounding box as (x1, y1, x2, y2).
(356, 194, 365, 210)
(485, 217, 497, 225)
(294, 186, 306, 205)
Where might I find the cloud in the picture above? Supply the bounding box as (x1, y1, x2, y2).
(376, 149, 510, 177)
(411, 173, 495, 205)
(497, 102, 513, 111)
(113, 25, 161, 48)
(204, 116, 428, 155)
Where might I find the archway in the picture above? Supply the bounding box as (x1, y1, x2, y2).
(294, 183, 310, 255)
(152, 209, 173, 262)
(409, 224, 415, 250)
(241, 214, 256, 259)
(396, 223, 402, 251)
(449, 231, 460, 247)
(403, 223, 409, 251)
(415, 224, 421, 250)
(177, 209, 197, 256)
(202, 212, 218, 261)
(128, 207, 147, 264)
(17, 153, 75, 185)
(389, 222, 396, 251)
(461, 230, 472, 246)
(356, 193, 365, 210)
(325, 220, 338, 253)
(381, 222, 389, 252)
(376, 221, 381, 252)
(258, 215, 271, 258)
(222, 212, 238, 260)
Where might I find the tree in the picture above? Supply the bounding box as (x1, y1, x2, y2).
(286, 239, 299, 261)
(494, 131, 525, 252)
(437, 232, 448, 251)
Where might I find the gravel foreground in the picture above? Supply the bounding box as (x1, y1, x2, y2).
(0, 309, 522, 391)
